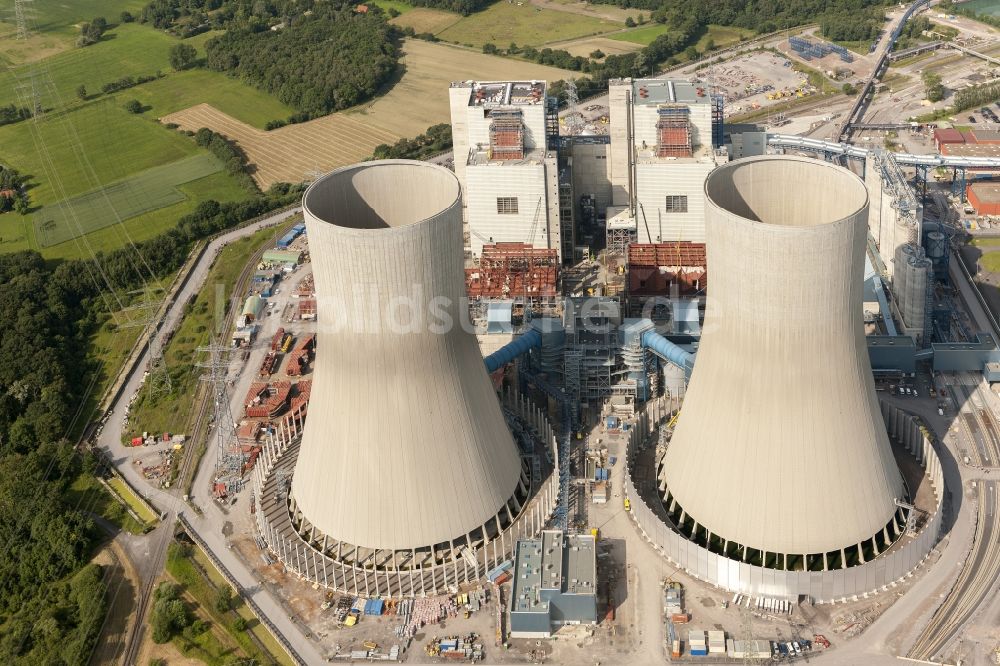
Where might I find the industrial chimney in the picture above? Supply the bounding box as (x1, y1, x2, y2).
(659, 155, 906, 571)
(290, 161, 528, 578)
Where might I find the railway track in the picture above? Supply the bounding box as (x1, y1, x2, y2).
(118, 515, 174, 666)
(175, 221, 295, 496)
(117, 219, 297, 664)
(908, 481, 1000, 660)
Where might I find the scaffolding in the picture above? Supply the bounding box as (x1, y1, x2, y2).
(711, 95, 725, 148)
(656, 105, 692, 158)
(489, 109, 525, 160)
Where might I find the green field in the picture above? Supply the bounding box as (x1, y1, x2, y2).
(36, 153, 225, 247)
(131, 69, 294, 127)
(370, 0, 415, 14)
(65, 472, 146, 535)
(980, 251, 1000, 273)
(0, 23, 293, 127)
(0, 0, 146, 64)
(0, 98, 248, 257)
(610, 23, 753, 50)
(0, 23, 176, 110)
(437, 1, 619, 47)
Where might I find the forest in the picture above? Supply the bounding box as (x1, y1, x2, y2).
(204, 5, 399, 117)
(0, 179, 302, 663)
(0, 251, 107, 664)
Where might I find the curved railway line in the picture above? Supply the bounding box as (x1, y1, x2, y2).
(908, 480, 999, 661)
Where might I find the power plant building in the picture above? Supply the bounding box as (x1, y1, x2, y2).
(659, 156, 911, 580)
(509, 531, 597, 638)
(449, 81, 565, 261)
(253, 161, 560, 597)
(606, 78, 726, 247)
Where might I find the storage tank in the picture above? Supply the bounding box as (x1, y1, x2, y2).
(925, 231, 947, 260)
(893, 242, 921, 306)
(662, 361, 686, 398)
(660, 156, 905, 571)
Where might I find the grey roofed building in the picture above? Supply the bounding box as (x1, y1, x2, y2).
(509, 530, 598, 638)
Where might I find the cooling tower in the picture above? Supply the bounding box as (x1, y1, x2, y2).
(290, 160, 527, 555)
(660, 156, 905, 567)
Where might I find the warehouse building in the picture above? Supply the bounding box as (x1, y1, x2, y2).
(968, 182, 1000, 215)
(509, 531, 597, 638)
(261, 249, 302, 267)
(449, 81, 565, 261)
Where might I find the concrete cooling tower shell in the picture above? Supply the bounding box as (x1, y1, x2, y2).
(660, 156, 905, 561)
(291, 160, 525, 552)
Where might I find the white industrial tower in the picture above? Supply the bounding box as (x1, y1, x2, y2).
(606, 78, 726, 247)
(660, 156, 907, 573)
(448, 81, 564, 260)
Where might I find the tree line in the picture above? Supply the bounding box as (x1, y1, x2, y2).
(372, 124, 453, 160)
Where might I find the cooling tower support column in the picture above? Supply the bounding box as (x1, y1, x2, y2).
(658, 156, 906, 577)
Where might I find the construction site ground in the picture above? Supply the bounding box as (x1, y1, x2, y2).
(588, 416, 947, 664)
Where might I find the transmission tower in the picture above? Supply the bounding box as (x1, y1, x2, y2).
(197, 340, 244, 493)
(121, 289, 173, 400)
(564, 79, 583, 135)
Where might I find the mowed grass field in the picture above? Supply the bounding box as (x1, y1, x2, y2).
(161, 39, 577, 189)
(391, 8, 463, 34)
(437, 1, 620, 47)
(35, 153, 224, 247)
(0, 14, 297, 258)
(0, 23, 293, 127)
(0, 98, 247, 258)
(559, 36, 641, 58)
(610, 23, 754, 49)
(0, 0, 145, 64)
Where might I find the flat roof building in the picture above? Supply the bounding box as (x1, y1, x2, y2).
(449, 81, 565, 262)
(509, 531, 597, 638)
(607, 78, 726, 247)
(968, 181, 1000, 215)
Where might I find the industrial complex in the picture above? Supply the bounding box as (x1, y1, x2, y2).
(92, 7, 1000, 663)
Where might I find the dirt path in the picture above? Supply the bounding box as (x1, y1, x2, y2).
(88, 541, 139, 666)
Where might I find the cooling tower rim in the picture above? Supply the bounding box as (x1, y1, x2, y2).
(704, 155, 868, 232)
(302, 159, 462, 234)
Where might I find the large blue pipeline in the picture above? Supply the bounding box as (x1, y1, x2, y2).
(641, 328, 695, 371)
(484, 327, 542, 373)
(483, 323, 695, 374)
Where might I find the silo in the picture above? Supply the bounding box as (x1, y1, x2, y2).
(903, 255, 931, 332)
(288, 161, 529, 585)
(925, 231, 947, 261)
(893, 242, 920, 306)
(660, 156, 905, 573)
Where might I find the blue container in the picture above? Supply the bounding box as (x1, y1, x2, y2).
(606, 416, 619, 429)
(609, 456, 617, 466)
(690, 648, 708, 656)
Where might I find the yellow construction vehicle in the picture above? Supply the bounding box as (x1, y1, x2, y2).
(363, 641, 378, 650)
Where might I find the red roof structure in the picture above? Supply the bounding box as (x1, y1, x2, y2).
(627, 242, 707, 297)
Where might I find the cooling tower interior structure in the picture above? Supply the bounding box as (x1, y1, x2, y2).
(659, 156, 908, 573)
(253, 161, 560, 597)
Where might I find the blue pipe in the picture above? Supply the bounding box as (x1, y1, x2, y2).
(641, 329, 694, 371)
(484, 327, 542, 373)
(872, 275, 898, 337)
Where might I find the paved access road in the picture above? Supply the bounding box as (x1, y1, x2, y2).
(94, 207, 329, 666)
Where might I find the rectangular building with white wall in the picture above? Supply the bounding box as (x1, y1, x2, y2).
(449, 81, 564, 261)
(607, 78, 726, 245)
